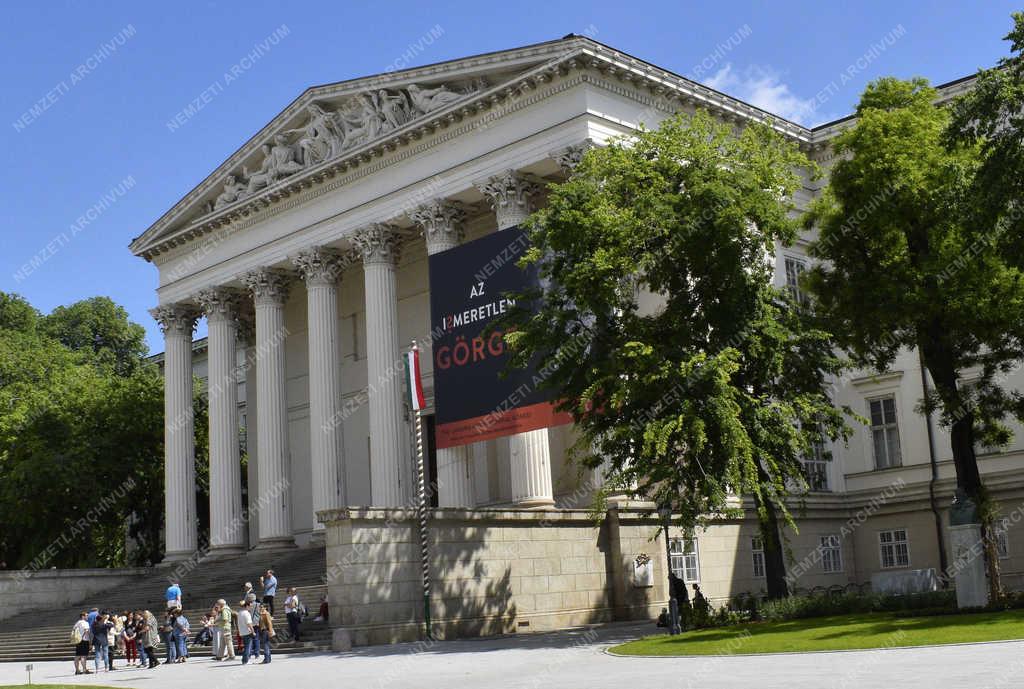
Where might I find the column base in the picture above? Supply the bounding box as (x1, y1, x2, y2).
(254, 537, 297, 551)
(512, 497, 556, 509)
(162, 549, 199, 564)
(206, 544, 247, 559)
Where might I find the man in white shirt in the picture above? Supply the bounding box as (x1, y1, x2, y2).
(237, 601, 256, 665)
(72, 612, 92, 675)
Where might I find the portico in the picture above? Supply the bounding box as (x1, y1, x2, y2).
(131, 33, 814, 559)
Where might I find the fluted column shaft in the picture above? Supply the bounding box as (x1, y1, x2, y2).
(411, 199, 475, 507)
(293, 248, 347, 527)
(151, 304, 199, 560)
(476, 170, 555, 508)
(242, 269, 295, 547)
(197, 289, 245, 555)
(355, 224, 407, 506)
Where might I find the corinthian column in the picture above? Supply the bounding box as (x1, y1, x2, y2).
(476, 170, 555, 508)
(240, 268, 295, 547)
(353, 223, 407, 507)
(151, 302, 200, 560)
(410, 200, 475, 507)
(196, 287, 245, 556)
(292, 247, 348, 529)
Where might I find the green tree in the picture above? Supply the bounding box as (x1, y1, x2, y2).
(504, 112, 850, 598)
(805, 76, 1024, 599)
(41, 296, 148, 374)
(0, 292, 208, 568)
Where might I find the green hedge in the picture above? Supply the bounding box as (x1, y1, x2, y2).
(730, 590, 956, 623)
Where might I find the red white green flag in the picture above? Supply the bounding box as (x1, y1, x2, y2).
(404, 345, 426, 412)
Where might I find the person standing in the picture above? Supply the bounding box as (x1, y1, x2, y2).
(258, 603, 275, 664)
(165, 581, 182, 611)
(123, 613, 138, 666)
(172, 609, 190, 662)
(246, 592, 262, 656)
(141, 610, 160, 669)
(216, 599, 235, 660)
(260, 570, 278, 615)
(237, 600, 256, 665)
(91, 612, 113, 673)
(284, 587, 301, 642)
(72, 611, 92, 675)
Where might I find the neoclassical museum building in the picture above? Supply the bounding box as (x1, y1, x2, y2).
(132, 36, 1024, 642)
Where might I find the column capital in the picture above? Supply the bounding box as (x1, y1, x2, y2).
(474, 169, 540, 230)
(409, 200, 466, 255)
(353, 223, 403, 266)
(240, 268, 292, 306)
(291, 246, 351, 287)
(150, 302, 200, 337)
(195, 286, 245, 324)
(550, 139, 595, 172)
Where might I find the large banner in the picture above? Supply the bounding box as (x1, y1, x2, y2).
(428, 226, 571, 449)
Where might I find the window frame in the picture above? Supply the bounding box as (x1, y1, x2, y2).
(820, 534, 843, 573)
(669, 536, 700, 583)
(878, 528, 911, 569)
(751, 536, 765, 578)
(783, 255, 808, 305)
(868, 395, 902, 470)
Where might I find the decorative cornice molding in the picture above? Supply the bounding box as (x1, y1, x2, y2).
(240, 268, 292, 305)
(291, 246, 352, 286)
(353, 223, 403, 266)
(150, 303, 200, 337)
(409, 199, 465, 254)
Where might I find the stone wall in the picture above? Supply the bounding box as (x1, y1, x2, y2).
(318, 507, 668, 647)
(0, 568, 148, 621)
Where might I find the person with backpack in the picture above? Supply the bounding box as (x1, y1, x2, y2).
(284, 587, 302, 642)
(72, 611, 92, 675)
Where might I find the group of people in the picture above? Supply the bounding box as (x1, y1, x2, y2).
(71, 568, 329, 673)
(657, 576, 711, 631)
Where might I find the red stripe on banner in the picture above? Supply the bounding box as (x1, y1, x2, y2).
(435, 401, 573, 449)
(412, 347, 426, 410)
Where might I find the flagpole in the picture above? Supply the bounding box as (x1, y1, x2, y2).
(409, 340, 433, 641)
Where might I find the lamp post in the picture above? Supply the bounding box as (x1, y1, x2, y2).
(659, 504, 681, 635)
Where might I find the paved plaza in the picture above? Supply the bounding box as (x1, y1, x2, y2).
(0, 622, 1020, 689)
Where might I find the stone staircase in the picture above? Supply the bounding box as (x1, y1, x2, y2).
(0, 547, 332, 663)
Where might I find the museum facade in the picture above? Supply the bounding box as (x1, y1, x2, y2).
(132, 36, 1024, 639)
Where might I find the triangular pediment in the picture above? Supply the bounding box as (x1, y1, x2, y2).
(130, 36, 597, 259)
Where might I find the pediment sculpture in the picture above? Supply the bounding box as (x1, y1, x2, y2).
(210, 79, 486, 213)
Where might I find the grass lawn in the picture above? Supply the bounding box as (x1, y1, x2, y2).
(611, 609, 1024, 656)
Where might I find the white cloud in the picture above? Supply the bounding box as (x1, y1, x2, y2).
(703, 63, 819, 125)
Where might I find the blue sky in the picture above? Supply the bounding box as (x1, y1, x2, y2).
(1, 0, 1019, 353)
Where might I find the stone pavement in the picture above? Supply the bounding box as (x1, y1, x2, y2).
(0, 621, 1020, 689)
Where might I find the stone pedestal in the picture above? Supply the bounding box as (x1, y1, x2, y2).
(949, 523, 988, 608)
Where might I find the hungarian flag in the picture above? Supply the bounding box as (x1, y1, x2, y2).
(404, 345, 426, 412)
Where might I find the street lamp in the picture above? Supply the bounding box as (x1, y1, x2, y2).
(658, 504, 681, 635)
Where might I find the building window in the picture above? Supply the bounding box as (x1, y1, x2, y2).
(669, 537, 700, 583)
(802, 440, 830, 491)
(820, 534, 842, 573)
(996, 524, 1009, 560)
(751, 536, 765, 578)
(879, 529, 910, 569)
(869, 396, 902, 469)
(784, 256, 807, 304)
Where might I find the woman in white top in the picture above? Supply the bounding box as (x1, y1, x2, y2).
(284, 587, 302, 642)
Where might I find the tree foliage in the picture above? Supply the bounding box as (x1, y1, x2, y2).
(806, 75, 1024, 598)
(503, 112, 850, 594)
(0, 292, 207, 568)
